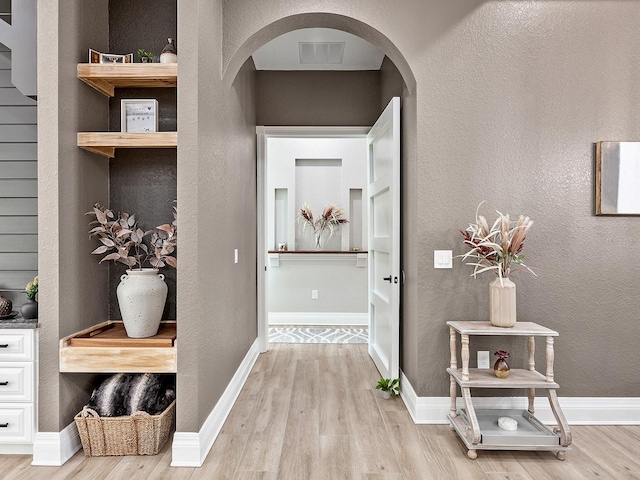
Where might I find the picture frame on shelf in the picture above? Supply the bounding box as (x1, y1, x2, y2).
(121, 99, 158, 133)
(89, 48, 133, 64)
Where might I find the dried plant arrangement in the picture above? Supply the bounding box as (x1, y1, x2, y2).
(298, 202, 349, 249)
(460, 202, 535, 281)
(87, 202, 177, 270)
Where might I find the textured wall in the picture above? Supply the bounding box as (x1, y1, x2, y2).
(37, 0, 110, 431)
(222, 0, 640, 398)
(257, 71, 380, 126)
(177, 0, 258, 431)
(108, 0, 177, 320)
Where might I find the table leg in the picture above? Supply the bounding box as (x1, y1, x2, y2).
(461, 387, 481, 445)
(449, 327, 458, 370)
(546, 337, 555, 382)
(461, 334, 469, 382)
(547, 389, 572, 447)
(450, 374, 457, 418)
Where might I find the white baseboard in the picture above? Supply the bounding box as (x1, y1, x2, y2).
(268, 312, 367, 326)
(31, 421, 82, 466)
(171, 338, 260, 467)
(400, 371, 640, 425)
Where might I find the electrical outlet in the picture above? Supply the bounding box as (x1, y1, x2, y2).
(311, 289, 318, 299)
(478, 351, 490, 369)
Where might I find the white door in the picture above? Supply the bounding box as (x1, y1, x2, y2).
(367, 97, 400, 380)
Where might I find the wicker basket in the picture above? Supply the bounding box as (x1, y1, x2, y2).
(74, 400, 175, 457)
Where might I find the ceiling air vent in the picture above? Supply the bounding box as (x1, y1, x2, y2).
(299, 42, 345, 65)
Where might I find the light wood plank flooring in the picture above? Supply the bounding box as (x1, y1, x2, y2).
(3, 343, 640, 479)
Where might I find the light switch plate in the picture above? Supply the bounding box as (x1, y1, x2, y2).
(434, 250, 453, 269)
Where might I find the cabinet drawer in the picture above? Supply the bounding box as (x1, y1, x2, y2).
(0, 403, 33, 444)
(0, 363, 33, 402)
(0, 330, 34, 361)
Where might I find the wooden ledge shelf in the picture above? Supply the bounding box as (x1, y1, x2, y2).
(77, 63, 177, 96)
(77, 132, 178, 158)
(60, 321, 177, 373)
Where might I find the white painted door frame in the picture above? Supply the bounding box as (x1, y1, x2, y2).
(256, 126, 371, 352)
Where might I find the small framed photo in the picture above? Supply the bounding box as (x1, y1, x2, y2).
(121, 99, 158, 133)
(89, 49, 133, 64)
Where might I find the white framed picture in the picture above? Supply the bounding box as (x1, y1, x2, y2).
(89, 49, 133, 64)
(121, 99, 158, 133)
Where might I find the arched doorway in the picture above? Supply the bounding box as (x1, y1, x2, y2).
(222, 13, 417, 368)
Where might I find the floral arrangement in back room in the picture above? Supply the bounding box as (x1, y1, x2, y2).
(87, 202, 177, 269)
(298, 202, 349, 249)
(460, 202, 536, 281)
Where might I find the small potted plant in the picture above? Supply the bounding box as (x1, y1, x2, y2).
(494, 350, 511, 379)
(375, 377, 401, 399)
(20, 275, 38, 319)
(137, 48, 154, 63)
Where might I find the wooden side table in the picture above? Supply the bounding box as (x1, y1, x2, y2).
(446, 321, 571, 460)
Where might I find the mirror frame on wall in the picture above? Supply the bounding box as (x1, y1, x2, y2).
(595, 141, 640, 215)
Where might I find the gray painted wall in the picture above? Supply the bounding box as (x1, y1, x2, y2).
(223, 1, 640, 399)
(38, 0, 110, 431)
(177, 0, 258, 431)
(36, 0, 640, 440)
(257, 70, 381, 126)
(0, 42, 37, 309)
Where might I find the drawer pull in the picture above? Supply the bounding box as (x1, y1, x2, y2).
(0, 381, 7, 386)
(0, 344, 8, 348)
(0, 423, 8, 428)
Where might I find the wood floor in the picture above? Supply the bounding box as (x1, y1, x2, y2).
(3, 343, 640, 479)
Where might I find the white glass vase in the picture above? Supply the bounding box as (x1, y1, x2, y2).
(489, 277, 516, 328)
(116, 269, 168, 338)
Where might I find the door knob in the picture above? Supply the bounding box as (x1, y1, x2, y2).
(383, 276, 392, 283)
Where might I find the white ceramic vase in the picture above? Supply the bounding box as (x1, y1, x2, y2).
(489, 277, 516, 328)
(116, 269, 168, 338)
(381, 390, 391, 400)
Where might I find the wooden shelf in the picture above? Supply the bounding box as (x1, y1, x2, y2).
(77, 63, 177, 96)
(60, 321, 177, 373)
(77, 132, 178, 158)
(447, 368, 559, 389)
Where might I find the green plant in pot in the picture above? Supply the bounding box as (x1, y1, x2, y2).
(137, 48, 153, 63)
(87, 202, 177, 338)
(20, 275, 38, 320)
(375, 377, 400, 399)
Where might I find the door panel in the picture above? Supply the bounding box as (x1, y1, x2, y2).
(367, 97, 400, 380)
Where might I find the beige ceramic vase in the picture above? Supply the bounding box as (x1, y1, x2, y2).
(489, 277, 516, 327)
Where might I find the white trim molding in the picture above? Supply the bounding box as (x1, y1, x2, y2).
(31, 421, 82, 466)
(171, 338, 260, 467)
(268, 312, 367, 327)
(400, 371, 640, 425)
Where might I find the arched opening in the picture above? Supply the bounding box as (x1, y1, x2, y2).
(220, 13, 417, 363)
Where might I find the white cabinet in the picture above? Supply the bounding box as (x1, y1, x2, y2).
(0, 329, 36, 453)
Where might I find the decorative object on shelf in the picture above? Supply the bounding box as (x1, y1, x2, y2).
(494, 350, 511, 378)
(87, 203, 177, 338)
(160, 38, 177, 64)
(121, 99, 158, 133)
(20, 275, 38, 319)
(298, 202, 349, 250)
(595, 141, 640, 215)
(277, 242, 287, 251)
(460, 202, 535, 327)
(137, 48, 154, 63)
(89, 48, 133, 64)
(0, 294, 12, 316)
(498, 416, 518, 431)
(375, 377, 401, 399)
